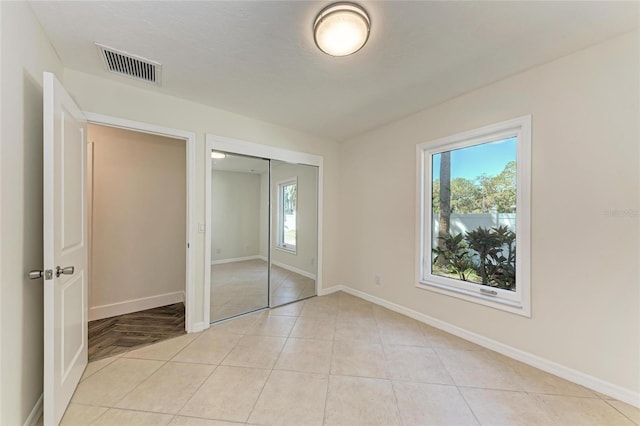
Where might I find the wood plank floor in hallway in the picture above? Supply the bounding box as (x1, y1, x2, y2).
(88, 303, 185, 362)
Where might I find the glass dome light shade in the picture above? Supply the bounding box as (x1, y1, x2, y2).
(314, 3, 371, 57)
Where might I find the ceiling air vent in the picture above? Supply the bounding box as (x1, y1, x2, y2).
(96, 43, 162, 86)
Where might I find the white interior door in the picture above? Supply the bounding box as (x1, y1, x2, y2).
(43, 72, 88, 425)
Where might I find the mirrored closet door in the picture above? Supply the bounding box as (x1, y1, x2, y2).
(208, 147, 320, 324)
(210, 152, 270, 322)
(269, 160, 318, 307)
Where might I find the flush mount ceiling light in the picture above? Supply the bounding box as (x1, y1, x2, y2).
(211, 152, 226, 159)
(313, 2, 371, 57)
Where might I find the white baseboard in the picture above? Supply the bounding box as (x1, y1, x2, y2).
(337, 285, 640, 408)
(270, 260, 316, 280)
(318, 284, 344, 296)
(211, 255, 260, 265)
(89, 291, 185, 321)
(24, 393, 42, 426)
(212, 256, 316, 280)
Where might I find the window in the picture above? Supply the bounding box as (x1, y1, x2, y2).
(277, 177, 297, 252)
(417, 116, 531, 316)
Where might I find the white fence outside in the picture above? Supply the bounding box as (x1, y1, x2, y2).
(432, 212, 516, 248)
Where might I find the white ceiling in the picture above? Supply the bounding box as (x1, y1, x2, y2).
(29, 1, 638, 142)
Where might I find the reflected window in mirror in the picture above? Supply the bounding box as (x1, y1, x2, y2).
(277, 177, 297, 253)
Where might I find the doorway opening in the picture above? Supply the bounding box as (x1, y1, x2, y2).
(86, 121, 194, 360)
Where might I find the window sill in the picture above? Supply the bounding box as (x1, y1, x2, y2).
(274, 246, 297, 255)
(416, 280, 530, 317)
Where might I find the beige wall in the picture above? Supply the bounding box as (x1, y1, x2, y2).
(88, 125, 186, 318)
(211, 170, 262, 262)
(63, 68, 342, 327)
(269, 161, 319, 277)
(338, 31, 640, 396)
(0, 2, 64, 424)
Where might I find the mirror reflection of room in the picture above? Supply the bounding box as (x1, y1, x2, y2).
(269, 160, 318, 307)
(210, 152, 269, 322)
(209, 153, 319, 323)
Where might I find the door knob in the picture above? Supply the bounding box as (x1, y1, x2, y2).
(56, 266, 75, 277)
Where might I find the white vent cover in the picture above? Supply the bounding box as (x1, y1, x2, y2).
(95, 43, 162, 85)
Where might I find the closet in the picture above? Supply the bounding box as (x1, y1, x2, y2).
(206, 144, 320, 323)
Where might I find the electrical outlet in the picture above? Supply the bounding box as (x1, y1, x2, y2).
(216, 248, 221, 254)
(374, 274, 381, 286)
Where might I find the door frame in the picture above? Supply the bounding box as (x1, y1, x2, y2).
(204, 134, 323, 324)
(84, 112, 199, 332)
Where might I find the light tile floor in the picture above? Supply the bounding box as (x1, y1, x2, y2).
(62, 292, 639, 426)
(211, 260, 315, 322)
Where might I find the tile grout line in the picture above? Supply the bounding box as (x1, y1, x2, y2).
(85, 405, 176, 424)
(244, 309, 299, 424)
(79, 353, 122, 383)
(322, 374, 332, 426)
(323, 313, 339, 426)
(87, 405, 109, 426)
(108, 357, 170, 411)
(175, 316, 256, 422)
(378, 328, 406, 426)
(601, 399, 640, 425)
(173, 362, 220, 418)
(104, 330, 216, 419)
(216, 328, 249, 367)
(322, 296, 341, 426)
(169, 331, 229, 417)
(455, 384, 483, 426)
(430, 344, 457, 386)
(429, 337, 485, 425)
(523, 389, 619, 400)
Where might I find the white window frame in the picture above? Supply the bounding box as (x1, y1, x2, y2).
(416, 116, 531, 317)
(276, 177, 297, 253)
